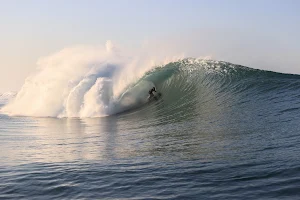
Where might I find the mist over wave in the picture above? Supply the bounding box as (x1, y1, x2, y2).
(1, 41, 182, 117)
(0, 92, 16, 105)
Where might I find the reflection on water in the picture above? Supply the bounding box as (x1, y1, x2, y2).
(0, 116, 114, 164)
(0, 83, 251, 166)
(1, 112, 239, 166)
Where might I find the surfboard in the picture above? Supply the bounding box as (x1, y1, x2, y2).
(148, 92, 162, 101)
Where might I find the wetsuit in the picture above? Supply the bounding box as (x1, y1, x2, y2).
(149, 87, 156, 98)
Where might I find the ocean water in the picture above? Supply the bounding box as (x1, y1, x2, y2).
(1, 59, 300, 199)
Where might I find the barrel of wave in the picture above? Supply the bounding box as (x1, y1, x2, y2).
(110, 80, 156, 114)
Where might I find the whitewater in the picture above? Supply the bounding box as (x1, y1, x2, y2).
(1, 42, 300, 199)
(2, 41, 179, 117)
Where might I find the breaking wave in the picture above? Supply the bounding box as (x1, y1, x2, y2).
(2, 42, 300, 119)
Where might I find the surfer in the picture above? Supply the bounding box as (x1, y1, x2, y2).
(148, 87, 157, 99)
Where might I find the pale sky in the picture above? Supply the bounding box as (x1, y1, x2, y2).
(1, 0, 300, 92)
